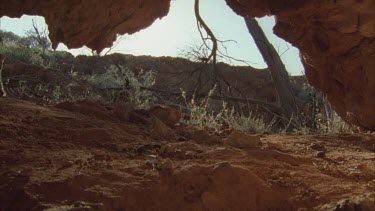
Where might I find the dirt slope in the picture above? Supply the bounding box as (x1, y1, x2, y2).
(0, 98, 374, 210)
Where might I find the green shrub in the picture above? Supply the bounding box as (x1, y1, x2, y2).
(222, 105, 275, 133)
(181, 88, 223, 130)
(87, 65, 157, 109)
(0, 45, 33, 63)
(0, 43, 68, 69)
(316, 112, 357, 134)
(181, 87, 275, 133)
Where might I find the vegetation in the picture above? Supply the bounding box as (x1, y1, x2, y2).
(0, 28, 358, 134)
(244, 17, 299, 127)
(0, 29, 65, 68)
(181, 87, 276, 133)
(87, 65, 157, 109)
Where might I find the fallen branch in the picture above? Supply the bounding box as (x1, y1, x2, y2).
(99, 86, 281, 110)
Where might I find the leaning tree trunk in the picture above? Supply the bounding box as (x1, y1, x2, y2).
(244, 17, 299, 125)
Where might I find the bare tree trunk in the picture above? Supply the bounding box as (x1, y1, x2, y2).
(311, 90, 317, 129)
(30, 19, 49, 56)
(244, 17, 299, 125)
(323, 96, 334, 132)
(0, 55, 6, 97)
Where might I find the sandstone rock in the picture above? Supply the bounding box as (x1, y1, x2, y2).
(113, 102, 127, 120)
(192, 130, 222, 145)
(135, 143, 162, 154)
(319, 193, 375, 211)
(174, 124, 194, 140)
(159, 142, 203, 159)
(127, 111, 152, 125)
(149, 105, 181, 127)
(151, 117, 175, 141)
(224, 131, 261, 149)
(78, 128, 114, 143)
(197, 163, 290, 210)
(266, 142, 284, 151)
(201, 192, 221, 209)
(156, 159, 173, 173)
(309, 143, 326, 151)
(0, 0, 171, 52)
(316, 151, 326, 158)
(56, 100, 115, 121)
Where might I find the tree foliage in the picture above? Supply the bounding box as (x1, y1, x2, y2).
(0, 19, 51, 51)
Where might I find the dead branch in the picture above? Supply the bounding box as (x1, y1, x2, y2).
(100, 86, 281, 111)
(279, 43, 291, 57)
(194, 0, 248, 97)
(101, 35, 127, 56)
(194, 0, 218, 64)
(30, 19, 49, 55)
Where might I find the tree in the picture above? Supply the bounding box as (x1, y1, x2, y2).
(244, 17, 299, 126)
(25, 19, 51, 55)
(100, 34, 127, 56)
(0, 30, 21, 44)
(17, 36, 35, 48)
(193, 0, 250, 97)
(0, 30, 35, 48)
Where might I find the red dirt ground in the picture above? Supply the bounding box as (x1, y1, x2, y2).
(0, 98, 374, 210)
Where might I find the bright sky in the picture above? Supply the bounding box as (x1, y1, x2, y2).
(0, 0, 304, 75)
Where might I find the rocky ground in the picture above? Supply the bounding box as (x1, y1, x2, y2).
(0, 97, 374, 210)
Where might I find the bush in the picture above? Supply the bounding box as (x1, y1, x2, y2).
(182, 88, 275, 133)
(87, 65, 157, 109)
(0, 45, 35, 63)
(181, 88, 223, 130)
(222, 106, 275, 133)
(0, 37, 69, 69)
(316, 112, 357, 134)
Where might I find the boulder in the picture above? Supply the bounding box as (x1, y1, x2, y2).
(224, 131, 261, 149)
(151, 117, 175, 141)
(192, 130, 222, 145)
(149, 105, 181, 127)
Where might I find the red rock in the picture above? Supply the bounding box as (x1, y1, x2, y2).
(0, 0, 171, 52)
(113, 102, 127, 120)
(127, 111, 152, 125)
(192, 130, 222, 145)
(150, 117, 175, 140)
(149, 105, 181, 127)
(224, 131, 261, 149)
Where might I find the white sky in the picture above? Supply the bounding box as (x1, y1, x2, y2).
(0, 0, 304, 75)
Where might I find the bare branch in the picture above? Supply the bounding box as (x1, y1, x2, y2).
(194, 0, 217, 64)
(100, 34, 127, 56)
(279, 43, 291, 57)
(26, 18, 51, 55)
